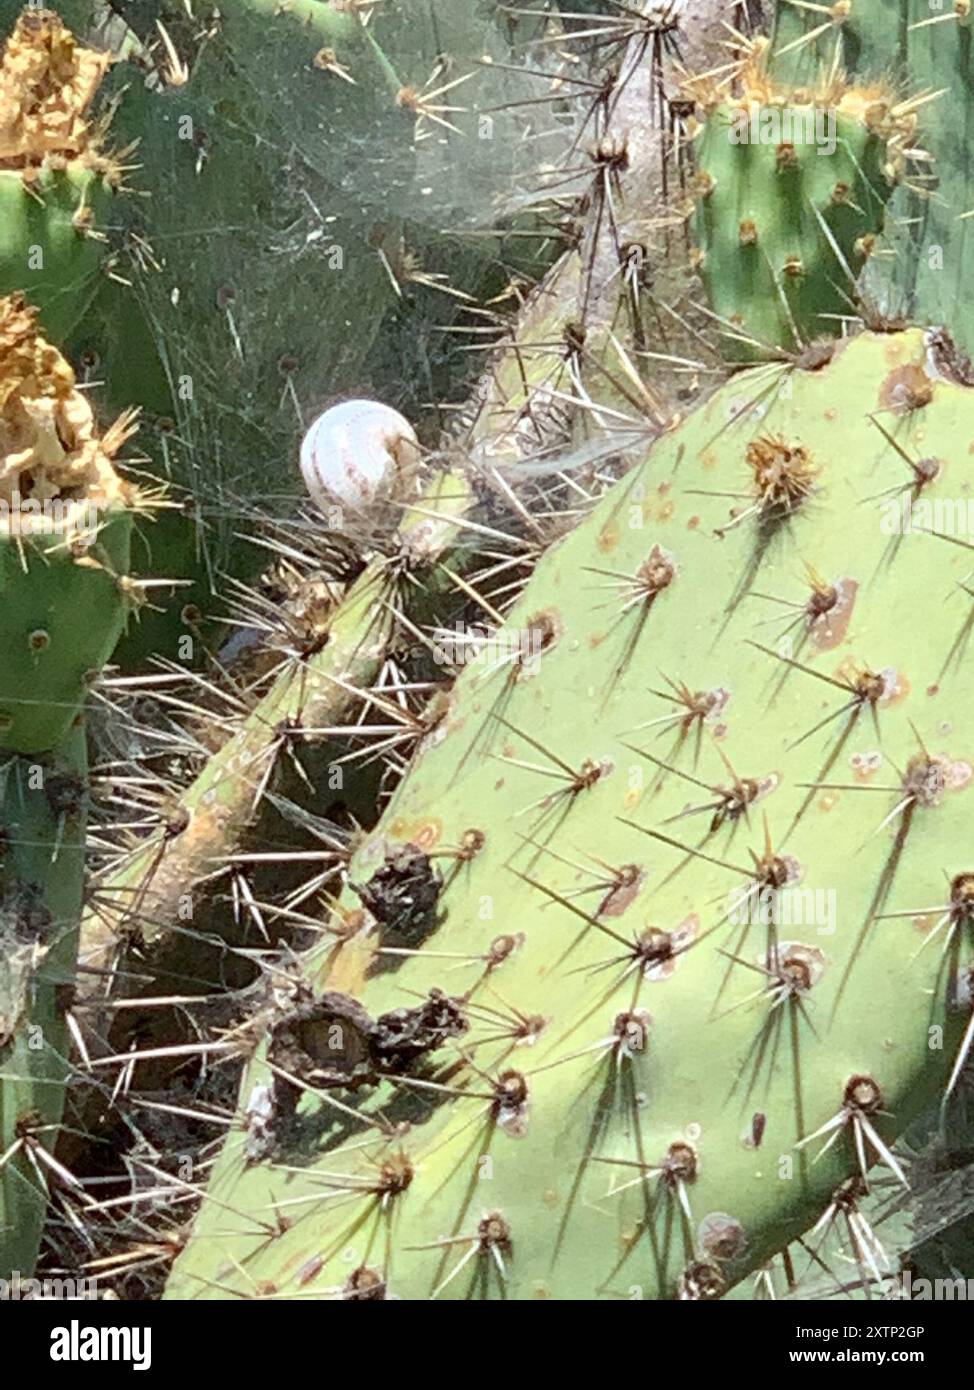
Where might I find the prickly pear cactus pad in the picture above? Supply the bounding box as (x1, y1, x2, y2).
(771, 0, 974, 356)
(0, 725, 86, 1280)
(167, 327, 974, 1300)
(688, 39, 916, 359)
(0, 8, 122, 339)
(0, 284, 141, 1279)
(0, 293, 139, 754)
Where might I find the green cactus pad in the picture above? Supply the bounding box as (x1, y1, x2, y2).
(0, 164, 110, 342)
(772, 0, 974, 356)
(0, 725, 87, 1280)
(689, 39, 912, 359)
(166, 326, 974, 1300)
(0, 294, 137, 755)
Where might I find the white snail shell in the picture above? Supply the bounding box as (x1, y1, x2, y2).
(299, 399, 420, 514)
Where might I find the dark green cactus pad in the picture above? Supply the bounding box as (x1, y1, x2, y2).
(689, 40, 910, 359)
(0, 513, 132, 754)
(0, 726, 87, 1280)
(772, 0, 974, 355)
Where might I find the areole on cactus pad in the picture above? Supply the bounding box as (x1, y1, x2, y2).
(166, 324, 974, 1300)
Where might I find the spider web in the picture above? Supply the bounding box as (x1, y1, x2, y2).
(68, 0, 588, 660)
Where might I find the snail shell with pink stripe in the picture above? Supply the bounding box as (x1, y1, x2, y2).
(299, 399, 421, 514)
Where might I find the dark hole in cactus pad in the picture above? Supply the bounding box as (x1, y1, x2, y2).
(269, 992, 375, 1091)
(268, 989, 467, 1100)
